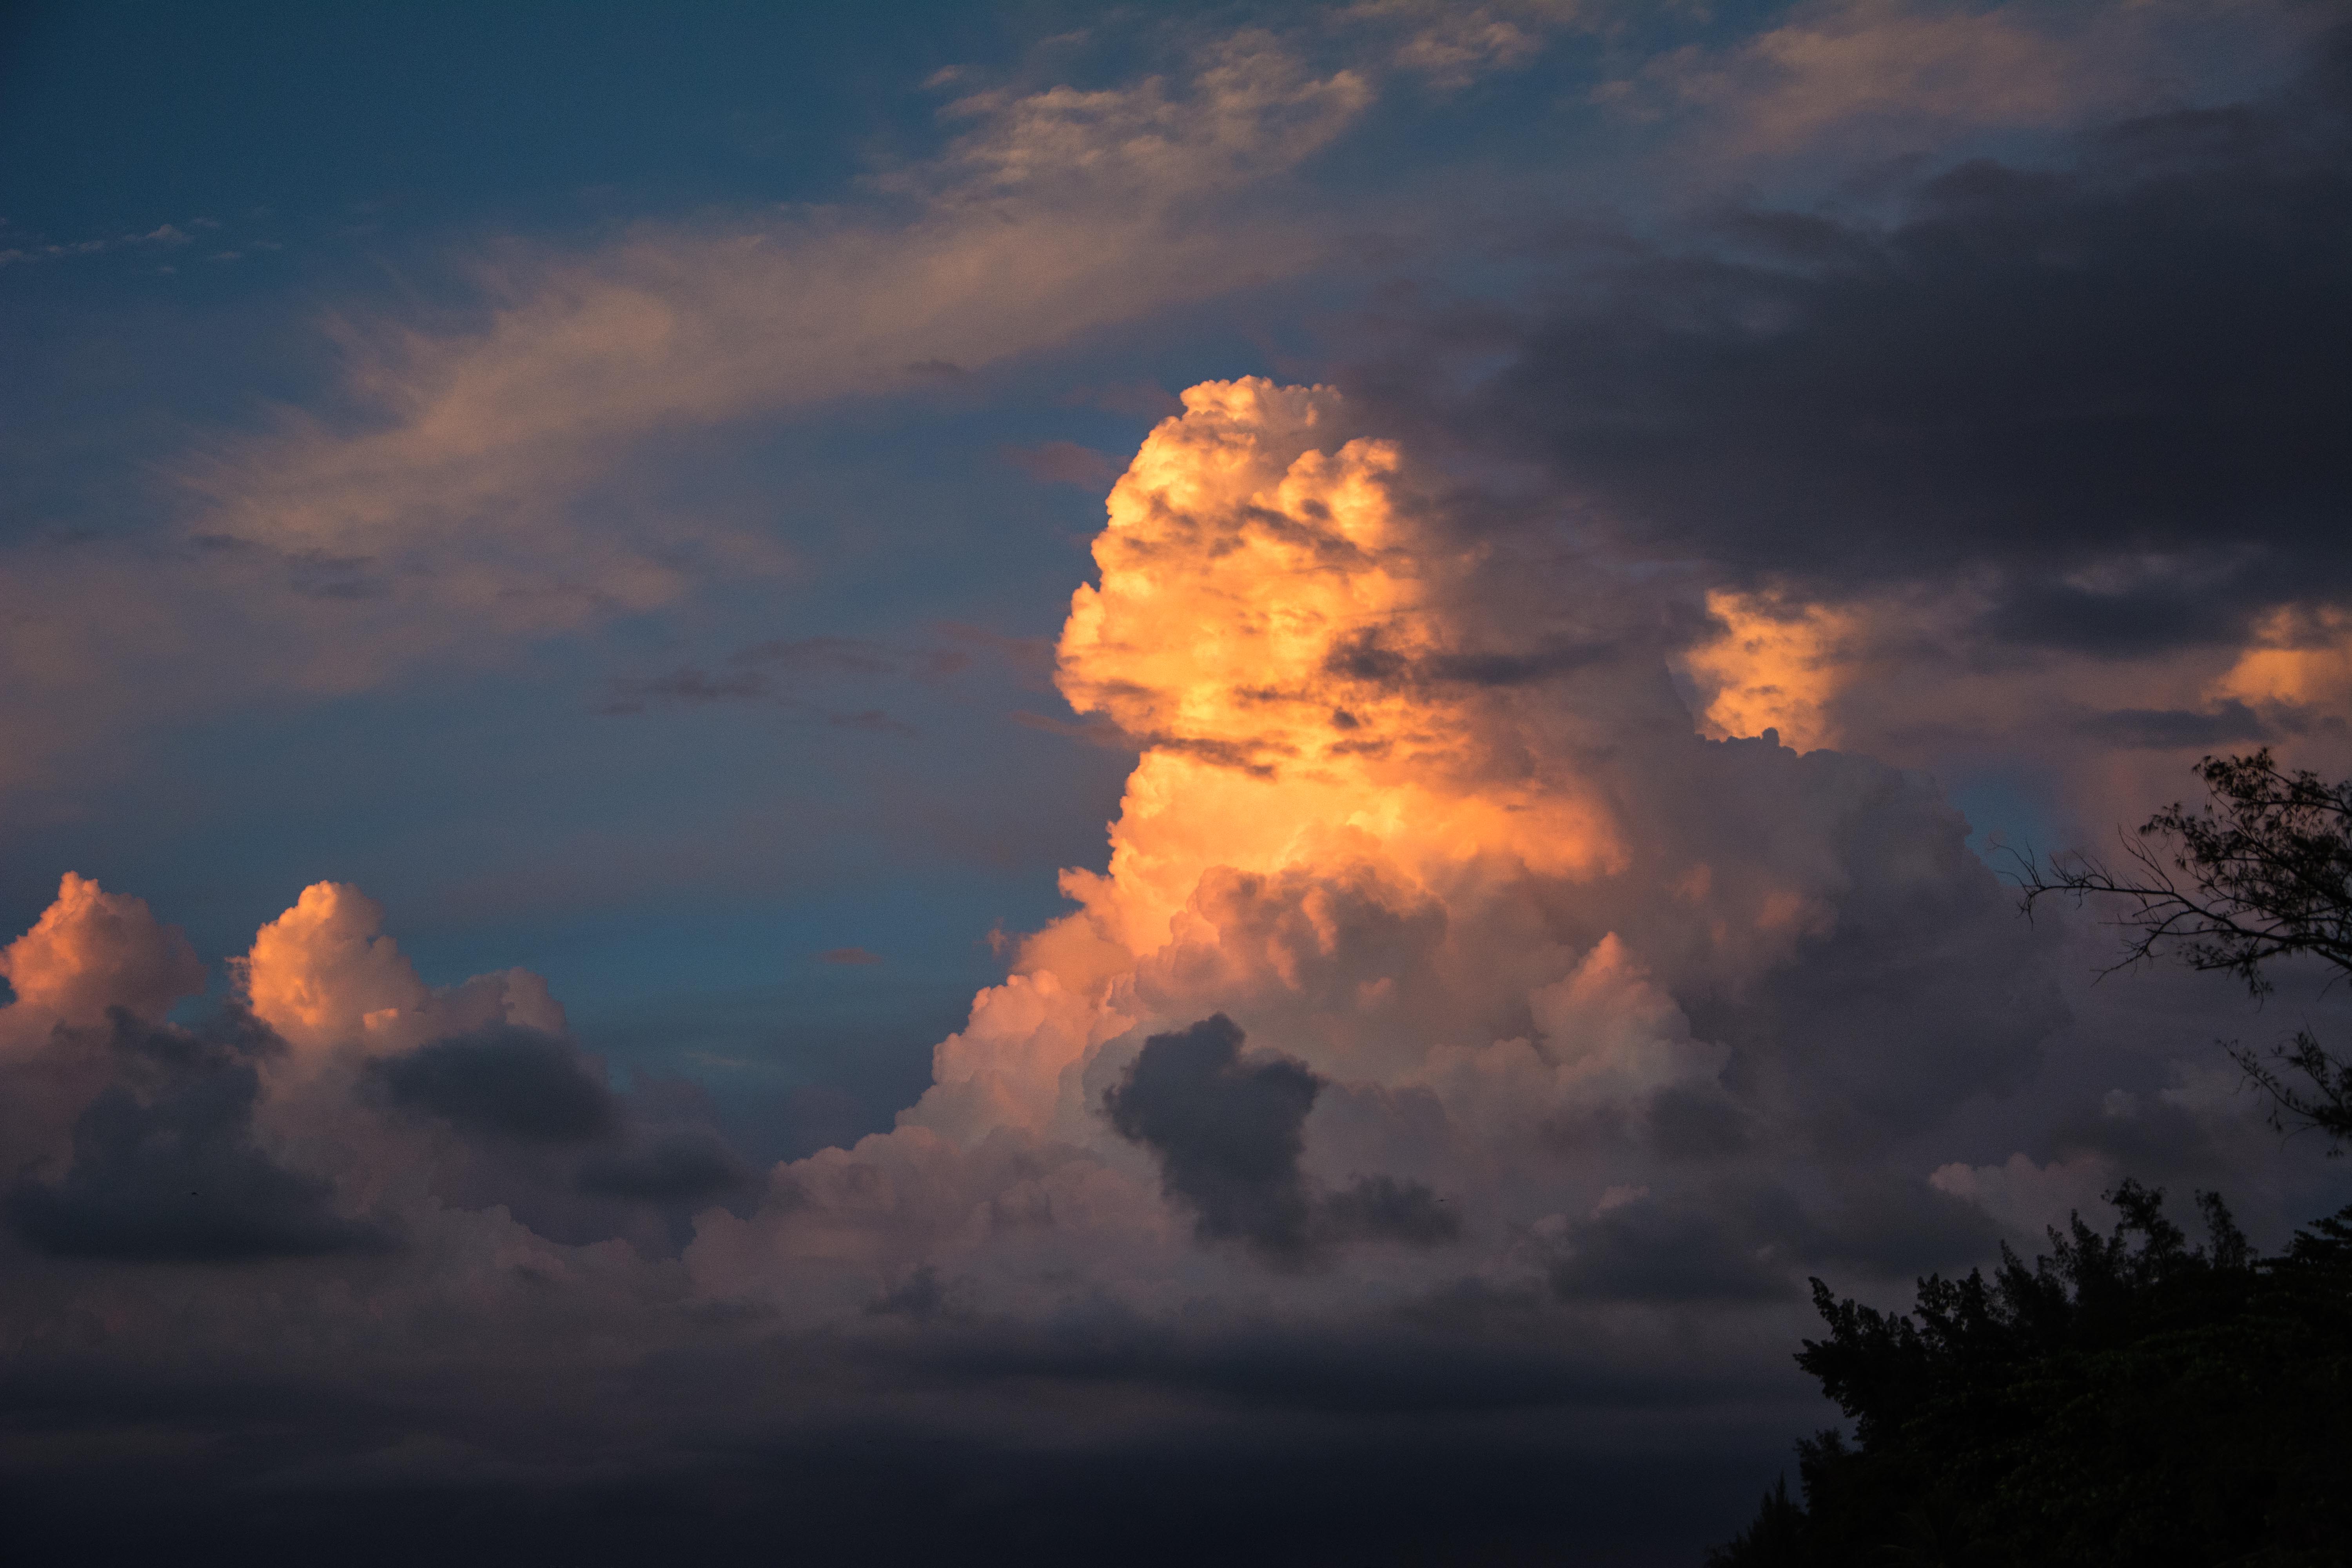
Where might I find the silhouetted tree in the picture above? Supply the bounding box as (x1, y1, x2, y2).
(2017, 750, 2352, 1146)
(1708, 1184, 2352, 1566)
(1713, 753, 2352, 1564)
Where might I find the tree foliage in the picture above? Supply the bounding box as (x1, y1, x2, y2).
(1708, 1183, 2352, 1566)
(1710, 755, 2352, 1563)
(2017, 750, 2352, 1145)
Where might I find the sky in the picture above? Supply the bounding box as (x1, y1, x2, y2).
(3, 2, 2350, 1561)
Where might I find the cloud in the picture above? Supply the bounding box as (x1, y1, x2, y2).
(367, 1027, 618, 1144)
(1002, 439, 1126, 488)
(0, 10, 1564, 803)
(686, 376, 2084, 1344)
(599, 633, 976, 714)
(0, 873, 204, 1034)
(0, 219, 201, 267)
(1625, 0, 2101, 154)
(1596, 0, 2321, 167)
(1547, 1189, 1799, 1303)
(0, 875, 211, 1183)
(242, 881, 565, 1061)
(2074, 701, 2271, 750)
(1341, 18, 2352, 814)
(1416, 38, 2352, 609)
(1677, 590, 1858, 752)
(1318, 1172, 1458, 1245)
(0, 383, 2111, 1338)
(1, 358, 2341, 1553)
(5, 1011, 387, 1263)
(575, 1132, 746, 1202)
(166, 24, 1405, 633)
(1929, 1149, 2119, 1242)
(1106, 1014, 1325, 1260)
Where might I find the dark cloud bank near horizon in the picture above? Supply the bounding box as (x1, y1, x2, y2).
(0, 1008, 1788, 1564)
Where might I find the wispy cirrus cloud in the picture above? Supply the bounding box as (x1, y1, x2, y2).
(0, 11, 1568, 802)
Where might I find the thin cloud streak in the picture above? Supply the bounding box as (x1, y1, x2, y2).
(0, 13, 1551, 801)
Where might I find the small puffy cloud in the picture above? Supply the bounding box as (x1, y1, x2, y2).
(0, 875, 211, 1183)
(1930, 1151, 2118, 1241)
(242, 882, 430, 1054)
(242, 881, 564, 1060)
(0, 873, 204, 1035)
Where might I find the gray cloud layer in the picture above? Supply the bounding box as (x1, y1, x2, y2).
(1355, 25, 2352, 656)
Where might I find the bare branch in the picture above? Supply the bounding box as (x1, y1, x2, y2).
(2014, 750, 2352, 1149)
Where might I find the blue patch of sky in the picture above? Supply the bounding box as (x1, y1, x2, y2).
(0, 1, 1018, 240)
(1944, 766, 2069, 870)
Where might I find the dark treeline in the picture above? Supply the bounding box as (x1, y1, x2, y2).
(1708, 1183, 2352, 1566)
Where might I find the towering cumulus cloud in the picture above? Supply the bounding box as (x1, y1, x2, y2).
(0, 385, 2081, 1350)
(5, 382, 2152, 1560)
(688, 379, 2057, 1325)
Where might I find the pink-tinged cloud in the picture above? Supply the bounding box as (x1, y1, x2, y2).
(0, 873, 203, 1033)
(0, 13, 1578, 806)
(243, 881, 564, 1060)
(1606, 0, 2317, 160)
(0, 376, 2333, 1550)
(0, 382, 2305, 1339)
(682, 380, 2080, 1319)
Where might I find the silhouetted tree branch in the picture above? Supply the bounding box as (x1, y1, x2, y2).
(2014, 750, 2352, 1147)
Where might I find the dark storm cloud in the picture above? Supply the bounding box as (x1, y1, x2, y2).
(866, 1263, 959, 1321)
(575, 1132, 746, 1202)
(1105, 1016, 1461, 1259)
(2075, 700, 2274, 750)
(1107, 1014, 1323, 1261)
(1644, 1082, 1755, 1160)
(1549, 1190, 1801, 1304)
(1322, 626, 1615, 690)
(369, 1027, 617, 1143)
(2043, 1085, 2255, 1186)
(4, 1010, 386, 1262)
(1672, 748, 2068, 1145)
(1318, 1173, 1459, 1246)
(1359, 26, 2352, 655)
(1546, 1176, 1996, 1304)
(1805, 1178, 2005, 1278)
(0, 1380, 1782, 1568)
